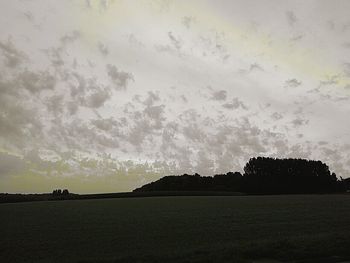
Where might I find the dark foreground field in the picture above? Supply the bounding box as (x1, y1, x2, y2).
(1, 195, 350, 263)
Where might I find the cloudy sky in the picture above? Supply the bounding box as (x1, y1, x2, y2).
(1, 0, 350, 193)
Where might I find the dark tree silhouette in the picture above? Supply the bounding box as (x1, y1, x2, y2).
(213, 172, 243, 191)
(52, 189, 62, 196)
(134, 157, 346, 194)
(343, 177, 350, 191)
(242, 157, 342, 194)
(52, 189, 70, 196)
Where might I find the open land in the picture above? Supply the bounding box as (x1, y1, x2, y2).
(1, 195, 350, 263)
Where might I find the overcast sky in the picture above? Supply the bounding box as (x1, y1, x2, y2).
(1, 0, 350, 193)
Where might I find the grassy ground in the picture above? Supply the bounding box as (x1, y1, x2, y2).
(0, 195, 350, 263)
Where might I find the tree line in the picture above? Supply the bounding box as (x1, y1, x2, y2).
(52, 189, 70, 196)
(134, 157, 348, 194)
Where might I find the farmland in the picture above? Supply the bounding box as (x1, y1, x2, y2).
(1, 195, 350, 263)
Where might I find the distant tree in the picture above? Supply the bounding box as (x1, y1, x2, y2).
(52, 189, 69, 196)
(62, 189, 69, 195)
(52, 189, 60, 196)
(243, 157, 341, 194)
(213, 172, 242, 191)
(343, 177, 350, 191)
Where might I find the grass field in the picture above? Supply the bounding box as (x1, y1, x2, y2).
(1, 195, 350, 263)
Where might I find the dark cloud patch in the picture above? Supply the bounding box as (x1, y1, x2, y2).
(122, 102, 166, 147)
(143, 91, 160, 107)
(70, 73, 87, 97)
(287, 143, 312, 159)
(45, 95, 64, 115)
(0, 39, 26, 67)
(290, 35, 303, 41)
(318, 141, 328, 146)
(154, 44, 173, 53)
(127, 34, 145, 48)
(196, 31, 230, 62)
(0, 79, 19, 97)
(171, 147, 195, 174)
(19, 70, 56, 93)
(144, 105, 165, 124)
(291, 118, 309, 127)
(106, 64, 134, 90)
(91, 118, 118, 132)
(0, 70, 46, 148)
(182, 16, 195, 29)
(211, 90, 227, 101)
(222, 98, 248, 110)
(285, 78, 301, 88)
(0, 100, 42, 147)
(158, 112, 292, 174)
(183, 123, 206, 143)
(98, 42, 108, 56)
(168, 32, 182, 50)
(250, 63, 263, 72)
(320, 147, 343, 165)
(179, 109, 201, 123)
(126, 120, 151, 146)
(60, 30, 80, 44)
(22, 11, 34, 22)
(66, 101, 79, 115)
(59, 119, 119, 151)
(205, 125, 231, 149)
(232, 118, 267, 154)
(126, 117, 162, 147)
(85, 88, 110, 108)
(271, 112, 283, 120)
(45, 47, 65, 68)
(286, 11, 297, 26)
(161, 121, 178, 148)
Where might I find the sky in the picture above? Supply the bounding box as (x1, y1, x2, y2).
(1, 0, 350, 194)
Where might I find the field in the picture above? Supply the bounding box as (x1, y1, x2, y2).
(1, 195, 350, 263)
